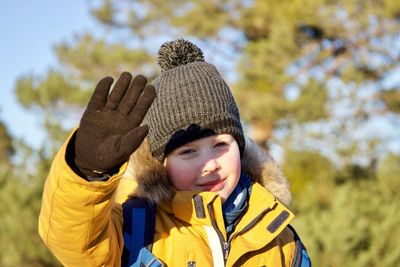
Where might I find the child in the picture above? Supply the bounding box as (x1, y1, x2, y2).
(39, 39, 311, 266)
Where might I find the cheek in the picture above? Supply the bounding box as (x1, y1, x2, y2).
(224, 146, 242, 186)
(167, 162, 197, 191)
(223, 148, 241, 176)
(218, 146, 241, 202)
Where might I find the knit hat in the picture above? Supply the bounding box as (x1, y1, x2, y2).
(144, 39, 245, 161)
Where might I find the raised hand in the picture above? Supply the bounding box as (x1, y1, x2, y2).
(74, 72, 156, 178)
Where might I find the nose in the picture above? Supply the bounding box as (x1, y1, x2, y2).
(202, 156, 221, 174)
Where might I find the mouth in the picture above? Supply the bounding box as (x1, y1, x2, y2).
(198, 178, 226, 192)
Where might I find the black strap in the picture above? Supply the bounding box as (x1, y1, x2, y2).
(287, 225, 312, 267)
(121, 198, 156, 267)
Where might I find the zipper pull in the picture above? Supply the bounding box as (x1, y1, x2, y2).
(223, 242, 231, 260)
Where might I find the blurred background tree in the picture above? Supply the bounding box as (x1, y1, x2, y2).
(3, 0, 399, 266)
(0, 119, 59, 266)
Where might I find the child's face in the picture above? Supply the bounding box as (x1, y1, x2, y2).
(164, 134, 241, 203)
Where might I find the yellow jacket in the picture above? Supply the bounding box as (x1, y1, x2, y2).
(39, 134, 300, 266)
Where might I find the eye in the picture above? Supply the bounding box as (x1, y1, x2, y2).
(214, 141, 228, 148)
(179, 149, 196, 156)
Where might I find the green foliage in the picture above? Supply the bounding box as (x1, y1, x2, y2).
(289, 79, 328, 122)
(55, 34, 155, 80)
(0, 121, 15, 165)
(0, 139, 61, 266)
(90, 0, 114, 25)
(283, 149, 335, 200)
(169, 0, 238, 38)
(380, 89, 400, 113)
(293, 153, 400, 267)
(376, 153, 400, 198)
(15, 69, 90, 110)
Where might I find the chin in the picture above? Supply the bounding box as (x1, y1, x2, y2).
(218, 192, 229, 203)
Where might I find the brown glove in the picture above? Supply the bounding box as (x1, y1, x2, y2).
(74, 72, 156, 179)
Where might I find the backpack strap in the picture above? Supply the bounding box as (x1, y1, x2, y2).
(121, 197, 156, 267)
(287, 225, 312, 267)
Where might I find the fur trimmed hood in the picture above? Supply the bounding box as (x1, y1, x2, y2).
(124, 137, 291, 207)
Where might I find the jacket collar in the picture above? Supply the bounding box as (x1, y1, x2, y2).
(157, 183, 294, 265)
(228, 183, 294, 265)
(159, 183, 293, 232)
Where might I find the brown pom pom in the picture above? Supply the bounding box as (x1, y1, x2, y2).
(158, 39, 204, 72)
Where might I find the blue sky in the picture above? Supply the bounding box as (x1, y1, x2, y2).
(0, 0, 95, 148)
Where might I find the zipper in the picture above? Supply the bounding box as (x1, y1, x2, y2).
(207, 204, 228, 264)
(223, 241, 231, 260)
(207, 202, 277, 264)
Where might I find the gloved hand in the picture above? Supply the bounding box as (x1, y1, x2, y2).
(74, 72, 156, 179)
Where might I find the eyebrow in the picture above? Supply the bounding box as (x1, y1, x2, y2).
(174, 145, 195, 154)
(215, 135, 233, 142)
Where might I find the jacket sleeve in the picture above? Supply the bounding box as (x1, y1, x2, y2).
(38, 132, 128, 266)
